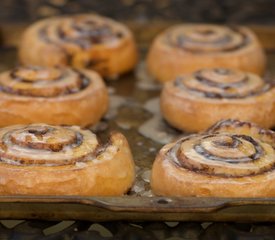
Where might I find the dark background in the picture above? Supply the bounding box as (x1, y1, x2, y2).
(1, 0, 275, 24)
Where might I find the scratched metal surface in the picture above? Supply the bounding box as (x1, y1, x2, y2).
(0, 45, 274, 221)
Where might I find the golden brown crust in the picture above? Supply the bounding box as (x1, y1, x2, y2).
(147, 24, 266, 83)
(151, 119, 275, 197)
(19, 14, 138, 78)
(0, 66, 108, 127)
(160, 68, 275, 132)
(0, 124, 135, 196)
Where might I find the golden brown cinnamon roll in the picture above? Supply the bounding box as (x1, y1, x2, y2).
(161, 68, 275, 132)
(151, 119, 275, 197)
(19, 14, 138, 79)
(0, 124, 135, 195)
(147, 24, 266, 82)
(0, 66, 108, 127)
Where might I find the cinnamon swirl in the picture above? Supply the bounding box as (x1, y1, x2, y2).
(147, 24, 266, 82)
(0, 66, 108, 127)
(0, 124, 135, 195)
(161, 68, 275, 132)
(19, 14, 138, 79)
(151, 119, 275, 197)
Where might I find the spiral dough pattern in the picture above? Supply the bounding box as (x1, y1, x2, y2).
(19, 14, 138, 78)
(146, 24, 266, 82)
(160, 67, 275, 131)
(39, 15, 122, 50)
(174, 68, 272, 99)
(166, 25, 249, 53)
(169, 133, 274, 178)
(0, 65, 108, 127)
(151, 119, 275, 197)
(0, 124, 135, 195)
(0, 124, 99, 166)
(0, 66, 90, 97)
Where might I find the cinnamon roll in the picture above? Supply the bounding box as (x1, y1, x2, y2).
(19, 14, 138, 79)
(0, 66, 108, 127)
(151, 119, 275, 197)
(147, 24, 266, 82)
(161, 68, 275, 132)
(0, 124, 135, 195)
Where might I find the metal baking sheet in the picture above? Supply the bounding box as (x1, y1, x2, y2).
(1, 196, 275, 222)
(0, 24, 274, 221)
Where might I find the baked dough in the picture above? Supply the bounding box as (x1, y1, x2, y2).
(151, 119, 275, 197)
(19, 14, 138, 79)
(147, 24, 266, 82)
(0, 66, 108, 127)
(161, 68, 275, 132)
(0, 124, 135, 196)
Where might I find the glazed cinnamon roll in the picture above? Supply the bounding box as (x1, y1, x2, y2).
(151, 119, 275, 197)
(0, 66, 108, 127)
(19, 14, 138, 79)
(0, 124, 135, 195)
(161, 68, 275, 132)
(147, 24, 266, 82)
